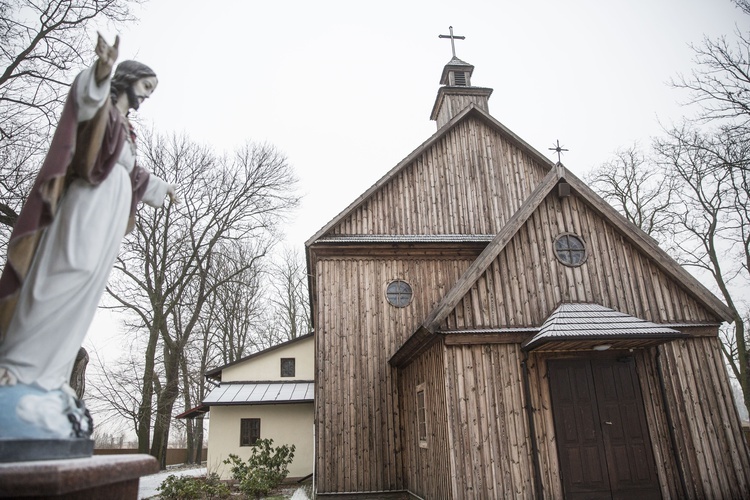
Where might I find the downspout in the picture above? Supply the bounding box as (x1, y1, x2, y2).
(521, 352, 544, 499)
(312, 419, 316, 496)
(655, 346, 689, 497)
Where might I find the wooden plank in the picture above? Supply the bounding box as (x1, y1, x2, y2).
(507, 345, 532, 497)
(533, 202, 557, 313)
(450, 347, 470, 493)
(517, 224, 535, 323)
(567, 196, 592, 303)
(465, 347, 486, 493)
(578, 204, 603, 305)
(526, 209, 547, 324)
(443, 332, 530, 345)
(530, 353, 563, 498)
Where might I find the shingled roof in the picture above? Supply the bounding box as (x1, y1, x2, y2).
(522, 303, 686, 351)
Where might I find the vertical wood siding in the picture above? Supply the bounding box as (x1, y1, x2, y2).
(525, 353, 564, 499)
(442, 343, 536, 499)
(445, 192, 719, 330)
(434, 95, 491, 128)
(653, 338, 750, 498)
(399, 341, 453, 499)
(331, 118, 549, 236)
(314, 257, 473, 494)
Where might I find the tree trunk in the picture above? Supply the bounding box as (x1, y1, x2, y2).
(179, 353, 197, 464)
(192, 422, 204, 463)
(137, 325, 160, 454)
(151, 340, 180, 469)
(69, 347, 89, 399)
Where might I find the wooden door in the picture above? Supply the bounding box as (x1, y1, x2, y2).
(548, 358, 661, 500)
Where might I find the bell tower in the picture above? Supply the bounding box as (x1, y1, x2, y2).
(430, 27, 493, 128)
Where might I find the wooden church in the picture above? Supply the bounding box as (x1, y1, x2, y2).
(305, 34, 750, 499)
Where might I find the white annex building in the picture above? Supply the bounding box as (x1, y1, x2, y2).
(187, 333, 314, 480)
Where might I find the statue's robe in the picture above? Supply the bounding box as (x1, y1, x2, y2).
(0, 65, 169, 391)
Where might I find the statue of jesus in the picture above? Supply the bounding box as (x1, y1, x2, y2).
(0, 34, 177, 461)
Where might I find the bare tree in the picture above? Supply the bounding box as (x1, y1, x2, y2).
(0, 0, 139, 234)
(653, 124, 750, 412)
(105, 131, 299, 467)
(87, 345, 158, 440)
(588, 0, 750, 417)
(267, 246, 311, 342)
(584, 145, 676, 242)
(207, 241, 269, 365)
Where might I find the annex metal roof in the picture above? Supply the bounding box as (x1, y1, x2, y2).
(202, 381, 314, 406)
(522, 303, 686, 351)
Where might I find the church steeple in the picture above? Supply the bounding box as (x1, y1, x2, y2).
(430, 27, 493, 128)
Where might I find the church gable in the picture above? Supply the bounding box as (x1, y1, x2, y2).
(442, 190, 724, 331)
(324, 112, 551, 238)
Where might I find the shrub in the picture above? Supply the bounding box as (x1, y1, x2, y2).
(157, 473, 230, 500)
(200, 474, 231, 499)
(223, 439, 296, 498)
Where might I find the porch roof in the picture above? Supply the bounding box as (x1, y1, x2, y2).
(175, 403, 210, 419)
(202, 381, 315, 406)
(522, 303, 687, 351)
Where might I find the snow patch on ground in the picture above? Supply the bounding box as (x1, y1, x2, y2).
(290, 487, 310, 500)
(138, 465, 206, 499)
(137, 465, 312, 499)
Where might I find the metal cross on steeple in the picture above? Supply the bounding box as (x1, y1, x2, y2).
(549, 140, 569, 163)
(439, 26, 465, 58)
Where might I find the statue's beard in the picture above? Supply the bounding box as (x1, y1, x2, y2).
(126, 85, 141, 111)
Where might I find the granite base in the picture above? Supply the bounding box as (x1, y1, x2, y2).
(0, 454, 159, 499)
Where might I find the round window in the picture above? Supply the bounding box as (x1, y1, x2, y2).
(554, 234, 587, 266)
(386, 280, 413, 307)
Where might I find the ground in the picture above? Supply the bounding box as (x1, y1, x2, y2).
(138, 464, 313, 499)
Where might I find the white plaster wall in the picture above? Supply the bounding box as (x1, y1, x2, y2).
(206, 403, 314, 480)
(222, 336, 314, 382)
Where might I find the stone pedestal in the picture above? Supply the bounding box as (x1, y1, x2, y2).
(0, 454, 158, 499)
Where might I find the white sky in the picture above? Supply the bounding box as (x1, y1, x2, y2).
(85, 0, 749, 354)
(105, 0, 748, 250)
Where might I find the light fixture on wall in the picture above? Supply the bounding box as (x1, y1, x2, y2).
(592, 344, 612, 351)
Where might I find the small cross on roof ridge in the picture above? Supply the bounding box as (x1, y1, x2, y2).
(549, 139, 569, 164)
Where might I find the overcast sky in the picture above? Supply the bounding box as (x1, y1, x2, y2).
(85, 0, 749, 356)
(104, 0, 747, 249)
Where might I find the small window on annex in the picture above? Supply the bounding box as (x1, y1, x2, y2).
(417, 383, 428, 448)
(240, 418, 261, 446)
(554, 233, 587, 267)
(386, 280, 413, 308)
(281, 358, 296, 377)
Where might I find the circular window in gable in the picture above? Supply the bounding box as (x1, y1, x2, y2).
(386, 280, 413, 307)
(554, 233, 587, 266)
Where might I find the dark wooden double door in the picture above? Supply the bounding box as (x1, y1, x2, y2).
(548, 358, 661, 500)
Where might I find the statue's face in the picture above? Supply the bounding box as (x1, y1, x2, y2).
(128, 76, 158, 110)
